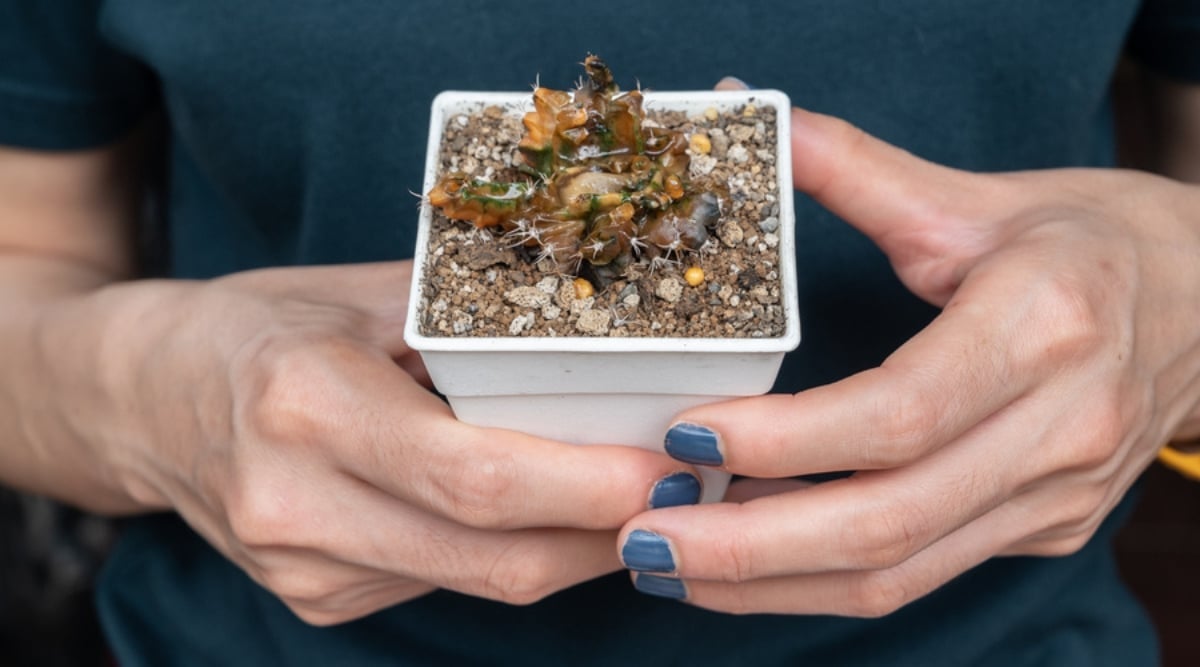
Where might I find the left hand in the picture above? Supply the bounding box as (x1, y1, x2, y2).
(615, 106, 1200, 615)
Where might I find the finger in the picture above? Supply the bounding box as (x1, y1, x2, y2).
(713, 77, 749, 91)
(666, 278, 1034, 476)
(629, 347, 1139, 585)
(1002, 427, 1152, 558)
(790, 109, 1014, 299)
(639, 492, 1015, 616)
(235, 472, 623, 607)
(350, 488, 623, 606)
(165, 476, 438, 624)
(243, 546, 435, 625)
(288, 580, 437, 627)
(791, 108, 997, 244)
(361, 375, 702, 530)
(623, 394, 1049, 582)
(643, 455, 1135, 616)
(253, 338, 704, 531)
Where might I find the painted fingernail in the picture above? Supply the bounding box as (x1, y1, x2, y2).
(634, 574, 688, 600)
(664, 423, 723, 466)
(649, 472, 702, 509)
(621, 530, 676, 573)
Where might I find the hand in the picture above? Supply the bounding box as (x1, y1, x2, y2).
(615, 107, 1200, 615)
(42, 261, 701, 624)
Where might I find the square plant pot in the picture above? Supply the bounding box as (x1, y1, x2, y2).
(404, 88, 800, 503)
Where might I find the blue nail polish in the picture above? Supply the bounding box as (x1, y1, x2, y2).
(634, 574, 687, 600)
(621, 530, 675, 573)
(649, 472, 702, 509)
(664, 423, 723, 466)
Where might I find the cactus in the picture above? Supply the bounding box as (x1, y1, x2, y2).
(427, 55, 726, 285)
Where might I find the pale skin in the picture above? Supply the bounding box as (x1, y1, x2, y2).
(0, 136, 703, 624)
(1, 67, 1198, 627)
(616, 74, 1200, 615)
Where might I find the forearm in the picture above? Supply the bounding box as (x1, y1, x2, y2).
(0, 255, 161, 513)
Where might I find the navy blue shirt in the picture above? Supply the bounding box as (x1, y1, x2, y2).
(3, 1, 1199, 664)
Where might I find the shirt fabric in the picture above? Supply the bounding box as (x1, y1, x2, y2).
(3, 1, 1200, 664)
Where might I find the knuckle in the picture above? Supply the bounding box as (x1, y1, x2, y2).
(724, 585, 759, 616)
(699, 583, 755, 616)
(830, 118, 872, 164)
(1027, 277, 1104, 367)
(1050, 484, 1109, 533)
(237, 332, 356, 446)
(847, 507, 925, 570)
(262, 568, 342, 608)
(1051, 393, 1129, 473)
(435, 453, 520, 529)
(480, 545, 559, 605)
(225, 479, 302, 549)
(845, 570, 915, 618)
(242, 342, 324, 443)
(713, 524, 760, 584)
(1026, 532, 1092, 558)
(868, 389, 941, 467)
(285, 602, 353, 627)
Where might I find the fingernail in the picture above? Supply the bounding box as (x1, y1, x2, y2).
(621, 530, 676, 573)
(633, 574, 688, 600)
(718, 76, 754, 89)
(664, 423, 724, 466)
(649, 472, 702, 509)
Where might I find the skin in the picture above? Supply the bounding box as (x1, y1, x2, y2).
(0, 139, 701, 625)
(1, 67, 1197, 627)
(617, 74, 1200, 616)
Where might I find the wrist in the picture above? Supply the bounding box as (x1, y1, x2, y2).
(26, 279, 194, 513)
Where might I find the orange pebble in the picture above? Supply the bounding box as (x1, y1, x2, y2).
(684, 266, 705, 286)
(573, 277, 595, 299)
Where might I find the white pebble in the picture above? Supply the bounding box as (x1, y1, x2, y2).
(508, 314, 529, 335)
(656, 278, 683, 303)
(689, 154, 718, 177)
(575, 309, 612, 335)
(718, 221, 744, 247)
(504, 286, 551, 309)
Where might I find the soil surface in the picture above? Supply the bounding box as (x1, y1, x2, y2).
(417, 101, 786, 338)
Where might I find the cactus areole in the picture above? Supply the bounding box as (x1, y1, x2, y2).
(427, 55, 727, 286)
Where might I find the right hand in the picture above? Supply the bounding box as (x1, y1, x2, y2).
(44, 261, 701, 625)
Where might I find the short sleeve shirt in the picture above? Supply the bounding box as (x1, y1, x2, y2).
(3, 1, 1198, 664)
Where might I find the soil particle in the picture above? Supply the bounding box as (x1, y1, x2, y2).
(655, 278, 683, 304)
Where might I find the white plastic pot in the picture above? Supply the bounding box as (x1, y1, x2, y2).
(404, 89, 800, 503)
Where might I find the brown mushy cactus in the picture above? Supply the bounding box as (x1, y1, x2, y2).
(427, 55, 727, 285)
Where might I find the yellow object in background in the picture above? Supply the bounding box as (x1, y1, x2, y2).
(1159, 442, 1200, 481)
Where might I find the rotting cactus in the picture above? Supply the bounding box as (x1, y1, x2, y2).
(427, 55, 726, 285)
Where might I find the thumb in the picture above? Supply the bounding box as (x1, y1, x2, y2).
(790, 108, 1002, 299)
